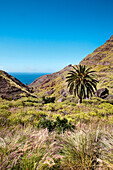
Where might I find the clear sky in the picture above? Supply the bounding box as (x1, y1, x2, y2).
(0, 0, 113, 73)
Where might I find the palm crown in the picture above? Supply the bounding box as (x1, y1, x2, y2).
(66, 65, 98, 103)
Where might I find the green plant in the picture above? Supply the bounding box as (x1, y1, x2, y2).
(37, 116, 75, 132)
(0, 127, 54, 170)
(42, 96, 55, 104)
(0, 109, 11, 126)
(0, 123, 113, 169)
(66, 65, 98, 104)
(43, 103, 55, 111)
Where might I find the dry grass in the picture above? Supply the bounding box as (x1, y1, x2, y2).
(0, 122, 113, 170)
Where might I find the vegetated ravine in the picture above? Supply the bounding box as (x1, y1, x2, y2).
(0, 35, 113, 170)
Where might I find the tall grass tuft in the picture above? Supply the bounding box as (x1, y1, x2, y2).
(50, 124, 113, 170)
(0, 123, 113, 169)
(0, 126, 53, 169)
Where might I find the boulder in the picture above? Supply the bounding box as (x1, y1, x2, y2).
(59, 89, 67, 97)
(57, 98, 63, 102)
(105, 94, 113, 100)
(95, 88, 109, 99)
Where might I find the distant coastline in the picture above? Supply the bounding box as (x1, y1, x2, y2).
(9, 72, 51, 85)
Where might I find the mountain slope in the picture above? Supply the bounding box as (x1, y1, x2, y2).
(29, 35, 113, 99)
(0, 70, 33, 100)
(29, 65, 73, 99)
(79, 35, 113, 66)
(80, 35, 113, 94)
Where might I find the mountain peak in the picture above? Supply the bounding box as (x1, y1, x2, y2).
(107, 35, 113, 42)
(79, 35, 113, 66)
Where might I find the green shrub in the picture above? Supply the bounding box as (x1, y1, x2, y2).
(0, 109, 11, 125)
(75, 112, 90, 123)
(42, 96, 55, 104)
(0, 104, 9, 109)
(89, 111, 97, 116)
(43, 103, 56, 111)
(13, 100, 23, 107)
(37, 116, 75, 132)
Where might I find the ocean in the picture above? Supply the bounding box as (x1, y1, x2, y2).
(9, 72, 51, 85)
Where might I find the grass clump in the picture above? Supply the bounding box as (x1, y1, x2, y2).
(0, 96, 113, 169)
(0, 124, 113, 169)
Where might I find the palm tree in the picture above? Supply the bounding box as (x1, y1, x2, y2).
(66, 65, 98, 104)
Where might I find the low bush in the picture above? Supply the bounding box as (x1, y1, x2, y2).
(37, 116, 75, 132)
(42, 96, 55, 104)
(0, 109, 11, 126)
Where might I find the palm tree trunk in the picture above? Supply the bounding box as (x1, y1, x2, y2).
(78, 97, 82, 104)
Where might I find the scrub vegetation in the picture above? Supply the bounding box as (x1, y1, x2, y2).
(0, 35, 113, 169)
(0, 95, 113, 169)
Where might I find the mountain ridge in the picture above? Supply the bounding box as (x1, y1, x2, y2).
(0, 35, 113, 100)
(29, 35, 113, 99)
(0, 70, 34, 100)
(79, 35, 113, 66)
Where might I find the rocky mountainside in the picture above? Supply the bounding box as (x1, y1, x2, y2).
(1, 35, 112, 101)
(29, 35, 113, 100)
(0, 70, 33, 100)
(79, 35, 113, 66)
(79, 35, 113, 95)
(29, 65, 73, 100)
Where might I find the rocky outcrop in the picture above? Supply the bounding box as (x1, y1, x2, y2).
(95, 88, 109, 99)
(57, 98, 63, 102)
(59, 89, 67, 97)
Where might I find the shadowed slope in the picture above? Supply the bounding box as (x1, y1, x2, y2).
(0, 70, 34, 100)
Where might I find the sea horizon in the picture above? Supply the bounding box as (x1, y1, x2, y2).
(9, 72, 51, 85)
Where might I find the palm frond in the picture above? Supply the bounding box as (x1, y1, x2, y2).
(66, 65, 98, 103)
(69, 82, 74, 94)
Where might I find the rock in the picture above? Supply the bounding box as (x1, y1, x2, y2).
(105, 94, 113, 100)
(47, 89, 54, 95)
(60, 89, 65, 94)
(62, 92, 67, 97)
(61, 76, 65, 80)
(44, 88, 54, 95)
(95, 88, 109, 99)
(57, 98, 63, 102)
(50, 81, 55, 87)
(59, 89, 67, 97)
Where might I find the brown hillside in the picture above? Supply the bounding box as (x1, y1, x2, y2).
(29, 65, 73, 99)
(29, 35, 113, 99)
(0, 70, 33, 100)
(79, 35, 113, 66)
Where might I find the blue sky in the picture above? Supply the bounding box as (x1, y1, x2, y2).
(0, 0, 113, 73)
